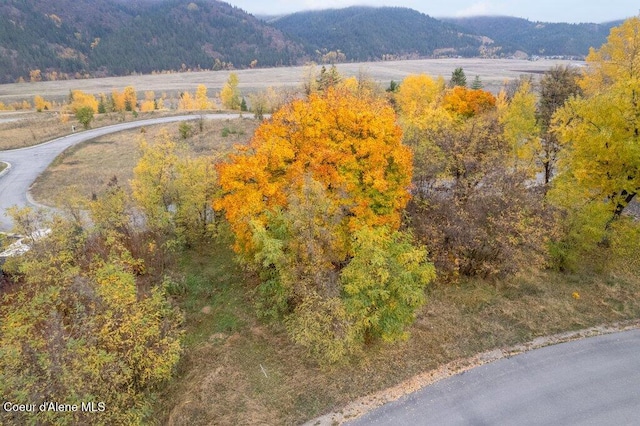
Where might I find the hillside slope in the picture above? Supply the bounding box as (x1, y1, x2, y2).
(0, 2, 623, 84)
(443, 16, 620, 57)
(271, 7, 483, 61)
(0, 0, 303, 83)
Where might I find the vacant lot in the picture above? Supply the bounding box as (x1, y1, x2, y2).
(0, 58, 578, 104)
(26, 107, 640, 425)
(0, 110, 218, 151)
(30, 117, 257, 205)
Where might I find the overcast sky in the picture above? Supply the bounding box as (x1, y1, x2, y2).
(227, 0, 637, 24)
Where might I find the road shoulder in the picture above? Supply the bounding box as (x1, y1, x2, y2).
(304, 319, 640, 425)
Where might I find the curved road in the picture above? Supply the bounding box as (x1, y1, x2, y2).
(348, 329, 640, 425)
(0, 114, 242, 232)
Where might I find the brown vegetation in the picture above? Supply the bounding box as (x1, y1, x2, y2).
(30, 118, 257, 206)
(0, 110, 181, 151)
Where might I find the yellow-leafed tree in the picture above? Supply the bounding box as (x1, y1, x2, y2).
(69, 90, 98, 113)
(123, 86, 137, 111)
(178, 92, 195, 110)
(0, 201, 182, 425)
(215, 88, 431, 361)
(499, 79, 540, 175)
(220, 72, 241, 110)
(195, 84, 214, 110)
(552, 17, 640, 225)
(34, 95, 52, 112)
(140, 91, 157, 112)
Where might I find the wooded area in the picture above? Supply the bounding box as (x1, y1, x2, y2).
(1, 16, 639, 425)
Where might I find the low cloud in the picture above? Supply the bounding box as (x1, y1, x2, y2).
(455, 1, 492, 17)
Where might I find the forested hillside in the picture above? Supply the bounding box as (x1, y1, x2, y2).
(444, 16, 621, 57)
(0, 0, 303, 83)
(0, 0, 620, 84)
(271, 7, 483, 61)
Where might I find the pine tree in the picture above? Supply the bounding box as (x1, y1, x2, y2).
(449, 67, 467, 87)
(470, 75, 483, 90)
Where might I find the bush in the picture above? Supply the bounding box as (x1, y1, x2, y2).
(178, 122, 193, 139)
(406, 111, 551, 281)
(0, 208, 182, 425)
(75, 106, 94, 129)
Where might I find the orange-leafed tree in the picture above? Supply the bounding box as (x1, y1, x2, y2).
(216, 88, 432, 362)
(215, 87, 413, 256)
(442, 86, 496, 118)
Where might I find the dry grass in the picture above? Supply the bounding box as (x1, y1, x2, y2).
(153, 238, 640, 426)
(0, 112, 72, 150)
(29, 117, 258, 205)
(0, 110, 190, 151)
(0, 58, 576, 105)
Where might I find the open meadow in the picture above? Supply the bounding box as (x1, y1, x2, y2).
(0, 58, 578, 104)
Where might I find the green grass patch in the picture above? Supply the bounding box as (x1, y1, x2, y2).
(0, 162, 7, 173)
(221, 125, 245, 137)
(170, 229, 249, 348)
(153, 246, 640, 425)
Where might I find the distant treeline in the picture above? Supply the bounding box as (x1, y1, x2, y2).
(0, 0, 621, 83)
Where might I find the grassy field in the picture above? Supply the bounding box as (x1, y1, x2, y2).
(27, 114, 640, 425)
(30, 117, 257, 205)
(155, 235, 640, 425)
(0, 58, 577, 105)
(0, 110, 204, 151)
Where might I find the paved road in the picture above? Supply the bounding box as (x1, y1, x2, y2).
(0, 114, 242, 232)
(348, 329, 640, 425)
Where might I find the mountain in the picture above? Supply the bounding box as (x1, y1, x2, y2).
(0, 0, 303, 83)
(0, 1, 622, 84)
(270, 7, 483, 62)
(443, 16, 620, 58)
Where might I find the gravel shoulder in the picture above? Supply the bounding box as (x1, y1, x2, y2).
(307, 320, 640, 425)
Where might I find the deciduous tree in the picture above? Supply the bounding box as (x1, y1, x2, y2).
(442, 86, 496, 118)
(123, 85, 137, 111)
(76, 106, 94, 129)
(220, 72, 241, 110)
(195, 84, 214, 110)
(131, 131, 219, 246)
(33, 95, 52, 112)
(216, 87, 412, 256)
(69, 90, 98, 113)
(215, 88, 430, 361)
(0, 202, 182, 425)
(499, 79, 540, 175)
(140, 91, 157, 112)
(552, 17, 640, 224)
(537, 65, 582, 186)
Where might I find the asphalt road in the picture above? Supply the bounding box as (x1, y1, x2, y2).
(348, 329, 640, 425)
(0, 114, 242, 232)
